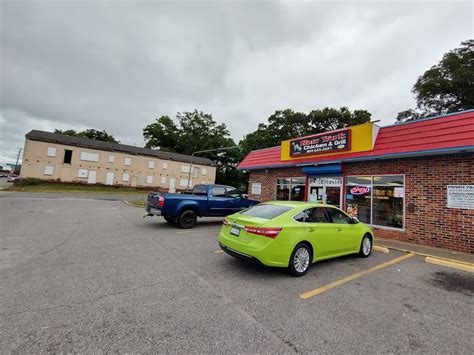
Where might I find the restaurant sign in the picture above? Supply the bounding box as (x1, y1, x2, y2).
(289, 129, 351, 157)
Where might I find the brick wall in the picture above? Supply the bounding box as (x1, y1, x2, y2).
(248, 168, 304, 202)
(247, 154, 474, 253)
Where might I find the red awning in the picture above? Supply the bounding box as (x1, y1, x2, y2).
(238, 110, 474, 170)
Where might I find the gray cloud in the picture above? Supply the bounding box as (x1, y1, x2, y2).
(1, 0, 472, 164)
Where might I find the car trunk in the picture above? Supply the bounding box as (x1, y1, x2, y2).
(225, 214, 269, 243)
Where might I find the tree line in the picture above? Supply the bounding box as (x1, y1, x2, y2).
(56, 40, 473, 188)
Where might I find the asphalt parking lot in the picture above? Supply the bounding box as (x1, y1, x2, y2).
(1, 194, 473, 353)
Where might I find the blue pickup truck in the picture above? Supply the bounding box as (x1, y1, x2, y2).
(145, 184, 259, 228)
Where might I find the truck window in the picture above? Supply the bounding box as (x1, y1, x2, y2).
(211, 186, 227, 197)
(193, 185, 207, 195)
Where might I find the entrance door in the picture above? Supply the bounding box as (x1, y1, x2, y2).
(325, 186, 341, 208)
(169, 177, 176, 193)
(106, 171, 114, 185)
(87, 170, 97, 184)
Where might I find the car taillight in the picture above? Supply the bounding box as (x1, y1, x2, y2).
(244, 227, 282, 239)
(222, 217, 229, 225)
(158, 195, 165, 207)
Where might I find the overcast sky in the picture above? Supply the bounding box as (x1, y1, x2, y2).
(1, 0, 472, 164)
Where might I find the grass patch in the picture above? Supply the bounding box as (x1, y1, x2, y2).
(6, 182, 150, 195)
(124, 200, 146, 208)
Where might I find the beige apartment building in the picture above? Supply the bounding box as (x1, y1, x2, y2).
(20, 130, 216, 191)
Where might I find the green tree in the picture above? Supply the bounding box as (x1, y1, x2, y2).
(143, 110, 245, 188)
(240, 107, 372, 156)
(397, 40, 474, 122)
(54, 129, 119, 143)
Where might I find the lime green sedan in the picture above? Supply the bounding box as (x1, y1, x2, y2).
(219, 201, 374, 277)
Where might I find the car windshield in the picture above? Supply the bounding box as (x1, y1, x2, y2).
(240, 204, 293, 219)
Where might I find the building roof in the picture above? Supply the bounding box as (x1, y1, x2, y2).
(25, 130, 216, 167)
(238, 110, 474, 170)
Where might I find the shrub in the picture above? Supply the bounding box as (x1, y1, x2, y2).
(21, 178, 42, 186)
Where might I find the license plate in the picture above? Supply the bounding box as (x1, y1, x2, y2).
(150, 208, 161, 215)
(230, 227, 240, 236)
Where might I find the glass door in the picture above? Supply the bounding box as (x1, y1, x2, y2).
(325, 186, 341, 208)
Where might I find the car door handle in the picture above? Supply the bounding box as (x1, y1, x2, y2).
(307, 227, 315, 232)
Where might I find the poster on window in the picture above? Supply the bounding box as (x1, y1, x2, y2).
(447, 185, 474, 209)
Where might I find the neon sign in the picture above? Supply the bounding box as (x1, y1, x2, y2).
(350, 186, 371, 195)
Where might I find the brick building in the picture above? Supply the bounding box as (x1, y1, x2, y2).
(20, 130, 216, 191)
(238, 110, 474, 253)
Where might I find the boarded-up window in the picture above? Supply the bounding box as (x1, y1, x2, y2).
(122, 173, 130, 182)
(202, 168, 207, 175)
(47, 147, 56, 157)
(181, 165, 191, 173)
(180, 179, 189, 187)
(148, 161, 155, 169)
(146, 175, 153, 184)
(160, 176, 166, 184)
(78, 169, 88, 178)
(124, 157, 132, 166)
(44, 165, 54, 175)
(162, 162, 168, 170)
(108, 155, 114, 163)
(80, 152, 99, 162)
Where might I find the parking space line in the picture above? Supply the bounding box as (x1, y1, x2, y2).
(300, 253, 415, 300)
(425, 257, 474, 273)
(214, 250, 224, 254)
(175, 228, 219, 234)
(373, 245, 389, 253)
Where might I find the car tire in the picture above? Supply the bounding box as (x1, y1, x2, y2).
(359, 234, 372, 258)
(178, 210, 197, 229)
(288, 243, 312, 277)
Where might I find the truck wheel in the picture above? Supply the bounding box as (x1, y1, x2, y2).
(163, 215, 175, 224)
(178, 210, 197, 229)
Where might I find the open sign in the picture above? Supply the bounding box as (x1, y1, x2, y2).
(350, 186, 371, 195)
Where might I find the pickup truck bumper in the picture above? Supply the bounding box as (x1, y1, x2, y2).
(146, 205, 162, 216)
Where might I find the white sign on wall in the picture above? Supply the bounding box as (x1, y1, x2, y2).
(251, 183, 262, 195)
(310, 177, 342, 186)
(447, 185, 474, 209)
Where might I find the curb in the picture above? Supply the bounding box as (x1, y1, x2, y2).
(425, 257, 474, 273)
(373, 245, 389, 253)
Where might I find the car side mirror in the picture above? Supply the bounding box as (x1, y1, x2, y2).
(242, 194, 248, 199)
(350, 217, 359, 224)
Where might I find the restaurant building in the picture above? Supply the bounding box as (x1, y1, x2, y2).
(238, 110, 474, 254)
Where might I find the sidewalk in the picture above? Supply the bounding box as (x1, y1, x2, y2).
(375, 237, 474, 265)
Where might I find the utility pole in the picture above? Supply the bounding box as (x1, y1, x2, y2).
(14, 148, 22, 173)
(186, 146, 239, 190)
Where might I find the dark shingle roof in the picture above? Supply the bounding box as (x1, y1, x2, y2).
(25, 130, 216, 166)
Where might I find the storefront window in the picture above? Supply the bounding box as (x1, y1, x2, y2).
(276, 177, 306, 201)
(345, 175, 404, 229)
(346, 177, 372, 224)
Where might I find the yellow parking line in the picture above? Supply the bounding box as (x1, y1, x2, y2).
(300, 253, 415, 300)
(425, 257, 474, 273)
(373, 245, 390, 253)
(175, 228, 219, 234)
(214, 250, 224, 254)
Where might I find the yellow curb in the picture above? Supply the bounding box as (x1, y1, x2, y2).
(425, 257, 474, 273)
(300, 253, 415, 299)
(373, 245, 389, 253)
(377, 244, 474, 267)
